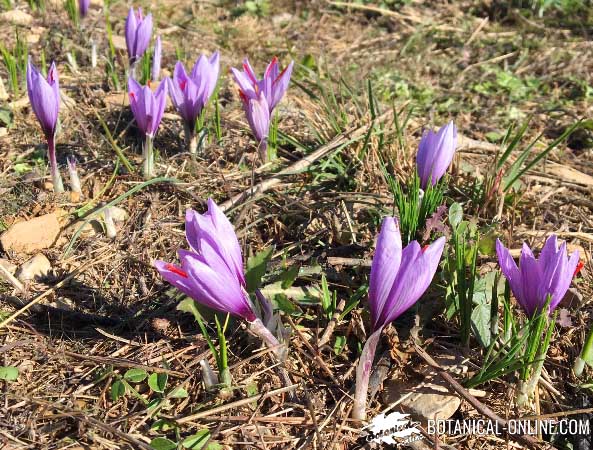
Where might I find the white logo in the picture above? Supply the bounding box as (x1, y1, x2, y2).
(363, 411, 423, 446)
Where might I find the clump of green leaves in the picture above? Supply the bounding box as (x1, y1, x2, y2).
(0, 31, 27, 96)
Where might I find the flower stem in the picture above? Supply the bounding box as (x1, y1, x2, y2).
(352, 328, 383, 421)
(184, 121, 198, 154)
(129, 59, 138, 80)
(47, 134, 64, 193)
(142, 134, 154, 179)
(258, 139, 269, 162)
(249, 317, 287, 362)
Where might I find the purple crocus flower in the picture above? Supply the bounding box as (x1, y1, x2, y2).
(231, 57, 293, 158)
(352, 217, 445, 420)
(416, 121, 457, 189)
(79, 0, 90, 18)
(128, 76, 167, 178)
(128, 77, 167, 138)
(167, 52, 220, 152)
(231, 57, 294, 113)
(496, 235, 580, 318)
(155, 198, 286, 359)
(27, 59, 64, 193)
(125, 7, 153, 65)
(154, 199, 255, 321)
(27, 60, 59, 138)
(151, 36, 161, 82)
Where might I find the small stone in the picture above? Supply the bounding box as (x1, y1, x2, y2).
(383, 378, 461, 424)
(16, 254, 52, 282)
(66, 219, 102, 238)
(1, 211, 62, 254)
(0, 258, 17, 275)
(0, 127, 7, 137)
(0, 10, 34, 26)
(106, 206, 128, 222)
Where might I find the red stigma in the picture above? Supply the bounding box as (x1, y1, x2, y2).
(574, 260, 584, 278)
(243, 62, 258, 86)
(274, 65, 289, 85)
(166, 264, 188, 278)
(179, 80, 187, 91)
(422, 244, 430, 253)
(147, 79, 152, 88)
(238, 90, 247, 102)
(129, 92, 135, 99)
(265, 56, 278, 78)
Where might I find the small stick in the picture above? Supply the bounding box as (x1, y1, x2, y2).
(318, 298, 346, 347)
(286, 316, 341, 385)
(60, 350, 186, 377)
(0, 263, 25, 293)
(414, 345, 546, 449)
(175, 384, 298, 424)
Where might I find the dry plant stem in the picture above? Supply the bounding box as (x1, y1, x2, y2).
(47, 134, 64, 193)
(0, 263, 25, 293)
(184, 122, 198, 154)
(318, 298, 346, 347)
(352, 327, 383, 421)
(175, 384, 298, 424)
(414, 345, 544, 449)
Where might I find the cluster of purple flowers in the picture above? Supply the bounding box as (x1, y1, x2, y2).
(24, 1, 585, 424)
(26, 5, 294, 188)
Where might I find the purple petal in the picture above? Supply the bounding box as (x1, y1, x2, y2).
(125, 8, 137, 61)
(496, 238, 524, 308)
(79, 0, 90, 17)
(381, 237, 445, 326)
(519, 242, 543, 316)
(244, 92, 270, 143)
(180, 249, 255, 321)
(270, 60, 293, 110)
(134, 13, 153, 60)
(368, 217, 402, 331)
(231, 67, 257, 99)
(27, 60, 60, 137)
(151, 36, 161, 81)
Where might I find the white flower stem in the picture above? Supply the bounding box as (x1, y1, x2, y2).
(352, 328, 383, 421)
(142, 134, 154, 179)
(47, 134, 64, 193)
(184, 122, 198, 154)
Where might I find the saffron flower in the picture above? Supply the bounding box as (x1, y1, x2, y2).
(128, 76, 167, 178)
(27, 59, 64, 193)
(231, 57, 293, 160)
(167, 52, 220, 153)
(416, 121, 457, 189)
(496, 235, 580, 318)
(125, 7, 153, 73)
(154, 199, 284, 357)
(352, 217, 445, 420)
(151, 36, 161, 82)
(79, 0, 90, 17)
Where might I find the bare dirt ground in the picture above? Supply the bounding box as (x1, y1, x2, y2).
(1, 0, 593, 449)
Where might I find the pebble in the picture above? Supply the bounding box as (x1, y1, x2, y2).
(16, 254, 52, 282)
(0, 211, 62, 254)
